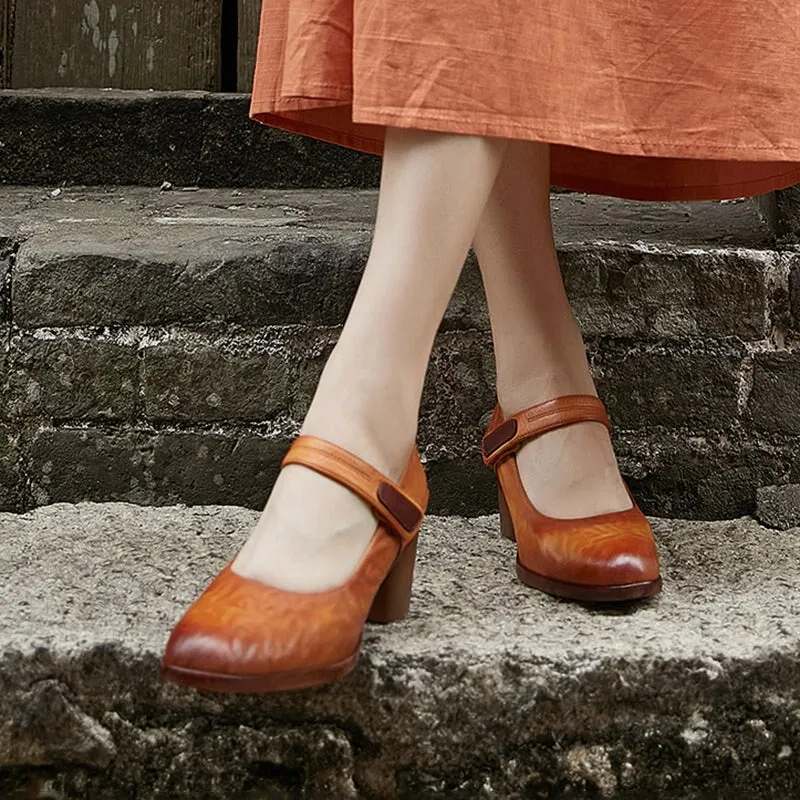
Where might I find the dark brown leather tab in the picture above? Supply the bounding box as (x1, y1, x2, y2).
(377, 482, 423, 533)
(482, 418, 518, 460)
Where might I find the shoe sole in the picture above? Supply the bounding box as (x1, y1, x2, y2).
(161, 647, 360, 694)
(516, 559, 663, 603)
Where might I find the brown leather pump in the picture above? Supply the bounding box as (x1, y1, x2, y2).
(161, 434, 429, 693)
(482, 395, 662, 603)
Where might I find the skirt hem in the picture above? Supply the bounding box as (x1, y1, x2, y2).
(250, 98, 800, 201)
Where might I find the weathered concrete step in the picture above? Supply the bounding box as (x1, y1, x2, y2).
(0, 186, 799, 520)
(0, 89, 381, 189)
(0, 185, 782, 338)
(0, 89, 798, 245)
(2, 502, 799, 798)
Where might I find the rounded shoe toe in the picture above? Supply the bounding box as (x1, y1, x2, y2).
(526, 512, 661, 589)
(577, 520, 660, 587)
(162, 617, 253, 677)
(161, 569, 365, 687)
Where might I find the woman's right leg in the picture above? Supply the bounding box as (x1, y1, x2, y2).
(232, 126, 508, 591)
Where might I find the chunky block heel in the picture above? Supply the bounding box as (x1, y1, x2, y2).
(497, 485, 516, 542)
(368, 535, 418, 623)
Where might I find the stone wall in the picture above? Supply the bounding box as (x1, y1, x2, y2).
(0, 186, 798, 520)
(0, 0, 12, 88)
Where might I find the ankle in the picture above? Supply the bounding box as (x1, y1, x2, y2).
(496, 371, 598, 416)
(300, 352, 420, 480)
(491, 309, 597, 415)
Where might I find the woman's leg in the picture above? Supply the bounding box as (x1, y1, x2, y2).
(472, 139, 631, 518)
(233, 127, 508, 591)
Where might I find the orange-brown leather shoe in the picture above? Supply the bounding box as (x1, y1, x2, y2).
(161, 434, 429, 693)
(482, 395, 662, 603)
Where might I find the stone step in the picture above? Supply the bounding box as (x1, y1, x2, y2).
(1, 186, 778, 336)
(0, 186, 799, 519)
(0, 88, 796, 246)
(0, 89, 381, 189)
(2, 502, 799, 798)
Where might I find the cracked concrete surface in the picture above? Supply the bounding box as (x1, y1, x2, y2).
(2, 502, 800, 798)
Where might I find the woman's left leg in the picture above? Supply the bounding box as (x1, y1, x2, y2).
(471, 139, 632, 518)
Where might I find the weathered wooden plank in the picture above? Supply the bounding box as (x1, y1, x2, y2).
(11, 0, 222, 90)
(238, 0, 262, 93)
(0, 0, 13, 88)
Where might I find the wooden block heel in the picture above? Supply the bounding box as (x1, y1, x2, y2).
(497, 485, 516, 542)
(368, 535, 418, 623)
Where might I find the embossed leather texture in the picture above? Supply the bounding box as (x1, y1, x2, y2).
(161, 435, 429, 693)
(483, 395, 662, 602)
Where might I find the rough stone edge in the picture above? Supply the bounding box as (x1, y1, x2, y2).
(1, 643, 799, 799)
(0, 89, 380, 189)
(772, 186, 800, 245)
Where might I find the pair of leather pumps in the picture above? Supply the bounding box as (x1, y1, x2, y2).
(161, 394, 662, 694)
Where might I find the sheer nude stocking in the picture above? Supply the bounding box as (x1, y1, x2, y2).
(232, 127, 508, 591)
(471, 140, 632, 518)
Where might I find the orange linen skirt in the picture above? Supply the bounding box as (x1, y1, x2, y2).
(249, 1, 800, 201)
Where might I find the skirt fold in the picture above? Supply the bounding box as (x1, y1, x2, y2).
(250, 0, 800, 200)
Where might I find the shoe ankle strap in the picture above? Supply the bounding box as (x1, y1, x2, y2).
(481, 395, 611, 468)
(281, 435, 425, 549)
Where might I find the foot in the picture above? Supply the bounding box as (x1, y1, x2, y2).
(500, 388, 632, 519)
(231, 357, 418, 593)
